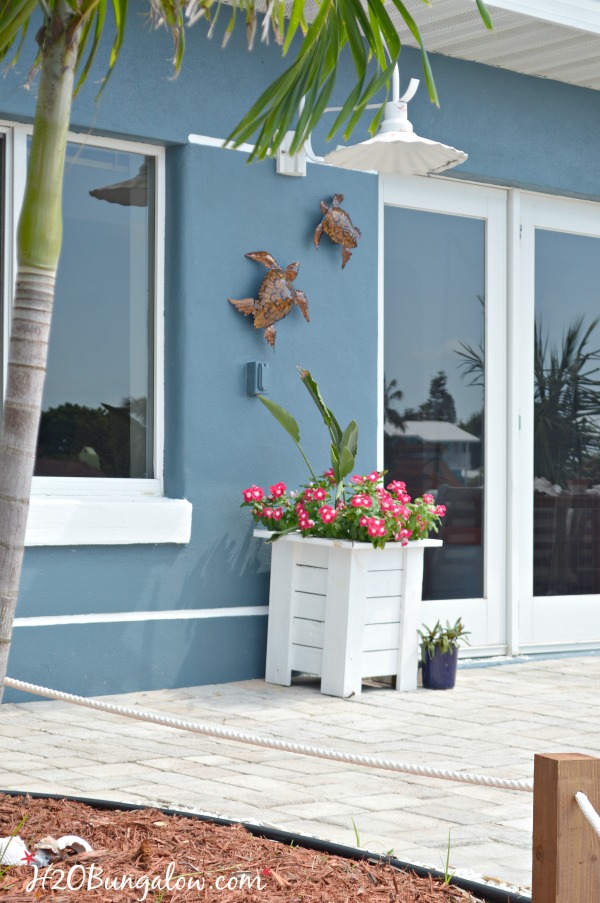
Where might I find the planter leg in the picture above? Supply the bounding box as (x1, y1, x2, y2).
(265, 540, 297, 686)
(395, 546, 425, 691)
(320, 546, 365, 697)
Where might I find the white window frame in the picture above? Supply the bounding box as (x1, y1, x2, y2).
(1, 122, 191, 545)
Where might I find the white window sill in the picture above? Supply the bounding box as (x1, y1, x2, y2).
(25, 497, 193, 546)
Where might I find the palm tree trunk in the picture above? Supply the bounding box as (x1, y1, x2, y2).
(0, 1, 80, 701)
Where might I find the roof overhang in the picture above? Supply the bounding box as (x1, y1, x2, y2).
(393, 0, 600, 90)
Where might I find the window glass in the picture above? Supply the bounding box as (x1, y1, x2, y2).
(34, 142, 155, 478)
(384, 206, 485, 601)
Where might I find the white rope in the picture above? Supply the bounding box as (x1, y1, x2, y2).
(4, 677, 534, 793)
(575, 792, 600, 839)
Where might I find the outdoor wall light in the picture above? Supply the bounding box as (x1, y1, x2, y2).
(276, 68, 467, 178)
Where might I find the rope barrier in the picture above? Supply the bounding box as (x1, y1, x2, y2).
(4, 677, 533, 793)
(575, 791, 600, 839)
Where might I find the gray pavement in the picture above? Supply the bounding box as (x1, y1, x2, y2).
(2, 655, 600, 892)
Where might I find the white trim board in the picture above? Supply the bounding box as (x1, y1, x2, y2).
(25, 497, 192, 545)
(14, 607, 269, 628)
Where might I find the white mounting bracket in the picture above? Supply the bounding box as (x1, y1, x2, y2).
(276, 131, 307, 177)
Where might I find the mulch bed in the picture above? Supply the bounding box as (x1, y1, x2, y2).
(0, 794, 487, 902)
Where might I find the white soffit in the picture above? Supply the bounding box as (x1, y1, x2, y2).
(390, 0, 600, 90)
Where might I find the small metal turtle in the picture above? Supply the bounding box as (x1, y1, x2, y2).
(314, 194, 362, 269)
(228, 251, 309, 348)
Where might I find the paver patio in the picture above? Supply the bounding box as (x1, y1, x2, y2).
(2, 654, 600, 892)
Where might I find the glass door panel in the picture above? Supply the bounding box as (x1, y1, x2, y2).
(519, 195, 600, 649)
(534, 229, 600, 598)
(382, 178, 507, 653)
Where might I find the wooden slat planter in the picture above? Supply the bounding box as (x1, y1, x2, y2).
(256, 530, 442, 698)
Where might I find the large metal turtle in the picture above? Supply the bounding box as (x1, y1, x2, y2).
(228, 251, 309, 348)
(314, 193, 362, 269)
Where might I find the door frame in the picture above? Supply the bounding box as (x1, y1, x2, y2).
(378, 175, 508, 657)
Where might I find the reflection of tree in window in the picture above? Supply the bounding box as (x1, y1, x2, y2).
(35, 398, 148, 478)
(404, 371, 457, 423)
(534, 316, 600, 488)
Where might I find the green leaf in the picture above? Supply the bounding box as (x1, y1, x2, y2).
(0, 0, 37, 61)
(257, 395, 301, 444)
(338, 445, 355, 480)
(476, 0, 494, 30)
(299, 368, 342, 446)
(341, 420, 358, 457)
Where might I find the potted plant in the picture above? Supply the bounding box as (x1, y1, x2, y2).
(418, 619, 470, 690)
(242, 369, 445, 697)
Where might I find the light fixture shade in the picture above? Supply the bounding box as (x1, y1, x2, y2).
(324, 131, 467, 176)
(89, 163, 148, 206)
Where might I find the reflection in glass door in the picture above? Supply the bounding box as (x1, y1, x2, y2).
(384, 208, 485, 601)
(534, 230, 600, 598)
(382, 178, 507, 654)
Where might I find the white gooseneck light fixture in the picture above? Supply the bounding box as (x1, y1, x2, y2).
(276, 67, 467, 178)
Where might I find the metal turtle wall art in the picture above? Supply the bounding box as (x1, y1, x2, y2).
(228, 251, 309, 348)
(314, 194, 362, 269)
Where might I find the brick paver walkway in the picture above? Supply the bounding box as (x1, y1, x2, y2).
(2, 655, 600, 891)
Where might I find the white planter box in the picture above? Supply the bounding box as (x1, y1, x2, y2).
(256, 530, 442, 698)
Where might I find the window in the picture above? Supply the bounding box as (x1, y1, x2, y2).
(1, 125, 191, 545)
(34, 142, 155, 480)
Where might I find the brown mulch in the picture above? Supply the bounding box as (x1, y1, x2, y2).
(0, 794, 485, 902)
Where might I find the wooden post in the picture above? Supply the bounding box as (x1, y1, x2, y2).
(532, 752, 600, 903)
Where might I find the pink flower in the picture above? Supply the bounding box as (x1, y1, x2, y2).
(350, 494, 372, 508)
(367, 517, 387, 537)
(322, 468, 336, 484)
(318, 505, 337, 524)
(367, 471, 380, 482)
(422, 493, 434, 504)
(243, 485, 264, 502)
(271, 508, 284, 521)
(313, 487, 327, 501)
(387, 480, 406, 493)
(270, 482, 286, 498)
(359, 515, 369, 527)
(303, 488, 315, 501)
(351, 474, 364, 484)
(435, 505, 446, 517)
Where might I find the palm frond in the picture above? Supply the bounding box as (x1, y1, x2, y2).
(0, 0, 38, 63)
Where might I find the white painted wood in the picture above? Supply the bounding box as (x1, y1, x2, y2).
(264, 538, 297, 686)
(292, 593, 325, 620)
(14, 606, 268, 627)
(294, 564, 328, 594)
(365, 596, 402, 623)
(396, 545, 425, 691)
(291, 645, 323, 674)
(320, 544, 367, 697)
(25, 497, 192, 545)
(292, 617, 325, 648)
(256, 530, 440, 697)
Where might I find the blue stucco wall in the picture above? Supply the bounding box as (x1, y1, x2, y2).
(3, 4, 600, 700)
